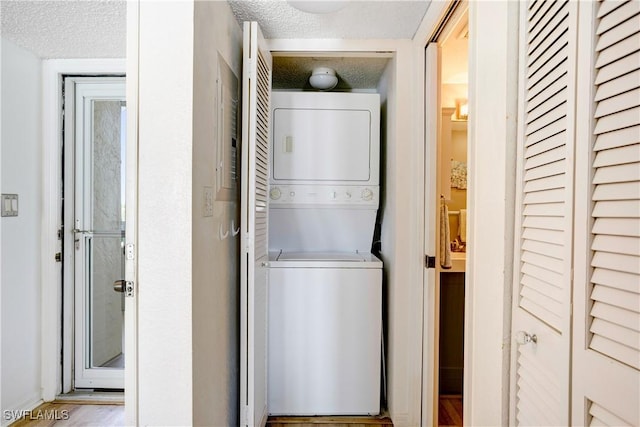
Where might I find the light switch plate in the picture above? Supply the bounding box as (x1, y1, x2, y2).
(1, 194, 18, 217)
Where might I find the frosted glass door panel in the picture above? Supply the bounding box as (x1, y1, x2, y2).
(272, 108, 371, 181)
(89, 100, 125, 370)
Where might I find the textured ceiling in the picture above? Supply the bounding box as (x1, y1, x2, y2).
(0, 0, 426, 89)
(0, 0, 126, 59)
(228, 0, 430, 39)
(273, 55, 390, 90)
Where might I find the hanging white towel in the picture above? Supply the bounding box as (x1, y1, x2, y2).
(440, 199, 452, 269)
(459, 209, 467, 243)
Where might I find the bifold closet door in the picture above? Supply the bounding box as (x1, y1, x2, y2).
(572, 1, 640, 426)
(240, 21, 272, 427)
(510, 1, 577, 425)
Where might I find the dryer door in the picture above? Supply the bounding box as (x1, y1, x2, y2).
(272, 108, 372, 182)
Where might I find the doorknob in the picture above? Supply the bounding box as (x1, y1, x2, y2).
(515, 330, 537, 345)
(114, 280, 126, 293)
(114, 279, 134, 297)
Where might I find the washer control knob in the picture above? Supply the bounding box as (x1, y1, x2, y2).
(361, 188, 374, 201)
(345, 191, 352, 199)
(269, 187, 281, 200)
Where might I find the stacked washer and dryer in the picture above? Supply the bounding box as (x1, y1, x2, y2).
(267, 92, 382, 416)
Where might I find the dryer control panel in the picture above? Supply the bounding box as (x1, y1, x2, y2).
(269, 184, 379, 208)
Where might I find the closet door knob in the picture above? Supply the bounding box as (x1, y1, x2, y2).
(515, 331, 537, 345)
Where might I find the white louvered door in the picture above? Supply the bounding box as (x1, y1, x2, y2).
(240, 21, 272, 427)
(572, 1, 640, 426)
(511, 1, 577, 425)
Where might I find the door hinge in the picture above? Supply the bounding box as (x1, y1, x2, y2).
(57, 228, 62, 240)
(247, 59, 256, 80)
(425, 255, 436, 269)
(55, 252, 62, 262)
(240, 405, 250, 426)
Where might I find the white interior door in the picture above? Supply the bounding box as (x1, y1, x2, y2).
(422, 42, 440, 427)
(67, 78, 127, 389)
(572, 1, 640, 425)
(240, 21, 272, 427)
(510, 1, 578, 425)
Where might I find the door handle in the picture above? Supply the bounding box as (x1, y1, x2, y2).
(114, 280, 134, 297)
(515, 330, 537, 345)
(114, 280, 126, 293)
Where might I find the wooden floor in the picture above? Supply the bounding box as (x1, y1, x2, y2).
(8, 403, 420, 426)
(10, 401, 124, 427)
(438, 396, 463, 427)
(267, 414, 393, 427)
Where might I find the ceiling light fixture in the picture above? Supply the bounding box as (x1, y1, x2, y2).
(309, 67, 338, 90)
(287, 0, 347, 14)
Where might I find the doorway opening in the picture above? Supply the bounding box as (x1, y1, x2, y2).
(428, 4, 469, 426)
(61, 76, 127, 392)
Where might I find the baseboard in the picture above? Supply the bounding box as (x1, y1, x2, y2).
(1, 395, 43, 427)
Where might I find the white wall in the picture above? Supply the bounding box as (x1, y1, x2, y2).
(378, 42, 424, 427)
(136, 2, 195, 424)
(0, 38, 43, 419)
(192, 1, 242, 425)
(465, 1, 518, 425)
(136, 1, 244, 424)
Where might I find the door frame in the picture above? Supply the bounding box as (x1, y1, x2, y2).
(267, 38, 423, 426)
(411, 2, 458, 425)
(41, 59, 127, 399)
(413, 1, 520, 426)
(63, 77, 127, 390)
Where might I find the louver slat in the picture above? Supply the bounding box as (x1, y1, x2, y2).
(594, 70, 640, 102)
(588, 0, 640, 371)
(593, 144, 640, 166)
(593, 181, 640, 200)
(593, 125, 640, 151)
(592, 217, 640, 237)
(595, 50, 640, 84)
(589, 401, 633, 427)
(595, 34, 640, 68)
(596, 10, 640, 51)
(594, 91, 640, 119)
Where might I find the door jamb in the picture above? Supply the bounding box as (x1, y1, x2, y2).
(62, 77, 127, 391)
(410, 1, 458, 425)
(41, 59, 126, 401)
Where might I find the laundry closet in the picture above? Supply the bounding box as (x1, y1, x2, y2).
(268, 56, 392, 416)
(239, 21, 399, 423)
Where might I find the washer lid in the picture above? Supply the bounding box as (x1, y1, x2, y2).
(276, 251, 367, 262)
(268, 251, 383, 268)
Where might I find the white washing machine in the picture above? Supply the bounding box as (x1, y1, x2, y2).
(267, 92, 382, 415)
(268, 251, 382, 415)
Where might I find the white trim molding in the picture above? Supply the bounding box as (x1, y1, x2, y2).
(465, 2, 519, 425)
(41, 58, 125, 401)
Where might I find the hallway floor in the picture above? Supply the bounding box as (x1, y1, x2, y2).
(267, 414, 393, 427)
(438, 395, 463, 427)
(10, 402, 124, 427)
(11, 403, 395, 426)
